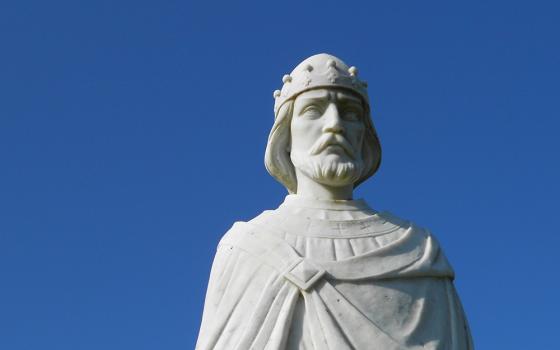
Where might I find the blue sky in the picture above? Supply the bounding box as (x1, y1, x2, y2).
(1, 0, 559, 348)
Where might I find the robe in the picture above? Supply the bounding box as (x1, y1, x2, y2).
(196, 196, 473, 349)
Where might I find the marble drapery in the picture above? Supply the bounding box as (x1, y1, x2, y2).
(196, 197, 473, 349)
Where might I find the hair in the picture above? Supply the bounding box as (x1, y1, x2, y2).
(264, 92, 382, 194)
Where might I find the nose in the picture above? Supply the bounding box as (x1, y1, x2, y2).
(322, 103, 345, 134)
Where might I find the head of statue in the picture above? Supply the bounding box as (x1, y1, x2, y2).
(265, 53, 382, 194)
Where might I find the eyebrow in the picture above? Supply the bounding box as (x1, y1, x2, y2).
(295, 90, 363, 105)
(336, 92, 362, 104)
(296, 91, 330, 101)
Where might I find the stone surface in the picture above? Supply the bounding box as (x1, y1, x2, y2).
(196, 53, 473, 349)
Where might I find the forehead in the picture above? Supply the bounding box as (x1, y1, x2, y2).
(294, 88, 362, 104)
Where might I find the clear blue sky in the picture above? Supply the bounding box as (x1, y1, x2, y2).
(1, 1, 559, 349)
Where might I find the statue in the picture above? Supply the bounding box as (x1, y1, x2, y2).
(196, 54, 473, 349)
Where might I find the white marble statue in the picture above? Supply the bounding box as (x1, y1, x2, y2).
(196, 54, 473, 350)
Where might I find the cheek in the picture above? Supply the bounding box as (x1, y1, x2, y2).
(348, 125, 365, 147)
(290, 122, 305, 149)
(291, 120, 320, 148)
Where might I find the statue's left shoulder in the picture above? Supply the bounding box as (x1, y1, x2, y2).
(376, 211, 437, 240)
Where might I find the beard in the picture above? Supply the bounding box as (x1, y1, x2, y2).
(291, 152, 364, 187)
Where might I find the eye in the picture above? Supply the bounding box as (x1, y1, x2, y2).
(342, 107, 362, 121)
(300, 104, 323, 119)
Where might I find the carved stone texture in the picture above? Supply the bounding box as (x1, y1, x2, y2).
(196, 54, 473, 350)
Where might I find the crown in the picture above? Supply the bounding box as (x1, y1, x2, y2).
(273, 53, 368, 115)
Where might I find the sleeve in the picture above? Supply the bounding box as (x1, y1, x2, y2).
(197, 243, 236, 335)
(195, 237, 280, 349)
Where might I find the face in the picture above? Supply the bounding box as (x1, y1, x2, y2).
(290, 88, 366, 187)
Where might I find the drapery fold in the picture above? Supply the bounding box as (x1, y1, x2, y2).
(196, 216, 473, 350)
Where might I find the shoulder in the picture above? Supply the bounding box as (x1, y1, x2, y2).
(217, 210, 280, 249)
(215, 210, 276, 243)
(376, 211, 435, 238)
(218, 221, 253, 248)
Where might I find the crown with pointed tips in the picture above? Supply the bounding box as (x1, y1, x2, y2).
(273, 53, 368, 115)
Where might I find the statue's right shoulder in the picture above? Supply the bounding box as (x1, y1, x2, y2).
(217, 208, 286, 252)
(247, 209, 278, 227)
(218, 221, 252, 245)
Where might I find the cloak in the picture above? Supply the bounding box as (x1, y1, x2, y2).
(196, 199, 473, 349)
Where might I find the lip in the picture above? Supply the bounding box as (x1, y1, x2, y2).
(323, 144, 348, 154)
(325, 144, 344, 150)
(309, 134, 355, 159)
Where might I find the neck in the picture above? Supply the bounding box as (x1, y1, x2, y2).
(294, 170, 354, 200)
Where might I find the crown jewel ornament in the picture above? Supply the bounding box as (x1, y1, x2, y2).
(273, 53, 368, 115)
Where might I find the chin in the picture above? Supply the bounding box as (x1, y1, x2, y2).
(292, 153, 363, 187)
(313, 175, 356, 187)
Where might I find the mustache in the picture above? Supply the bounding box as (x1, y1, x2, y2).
(308, 134, 355, 159)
